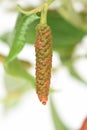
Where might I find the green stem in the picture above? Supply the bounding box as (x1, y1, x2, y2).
(17, 0, 55, 16)
(40, 3, 48, 24)
(17, 4, 43, 15)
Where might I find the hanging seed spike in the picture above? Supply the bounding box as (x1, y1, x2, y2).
(35, 23, 52, 105)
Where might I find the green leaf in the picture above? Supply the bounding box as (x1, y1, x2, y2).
(48, 11, 85, 49)
(50, 96, 69, 130)
(68, 64, 87, 84)
(3, 59, 35, 110)
(58, 0, 87, 31)
(4, 73, 34, 93)
(4, 58, 34, 82)
(3, 73, 34, 110)
(5, 13, 39, 63)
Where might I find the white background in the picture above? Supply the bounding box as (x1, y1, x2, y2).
(0, 0, 87, 130)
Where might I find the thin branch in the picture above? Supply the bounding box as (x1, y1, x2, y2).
(17, 0, 55, 15)
(0, 54, 32, 69)
(17, 4, 43, 15)
(40, 3, 48, 24)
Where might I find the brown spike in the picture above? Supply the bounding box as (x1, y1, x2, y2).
(35, 23, 52, 105)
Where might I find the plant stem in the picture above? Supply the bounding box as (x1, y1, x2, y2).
(40, 3, 48, 24)
(17, 4, 43, 16)
(17, 0, 55, 16)
(0, 54, 32, 69)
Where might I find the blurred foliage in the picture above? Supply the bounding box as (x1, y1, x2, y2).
(3, 73, 34, 110)
(50, 96, 68, 130)
(4, 59, 34, 81)
(0, 0, 87, 130)
(68, 64, 87, 84)
(3, 58, 35, 109)
(58, 0, 87, 31)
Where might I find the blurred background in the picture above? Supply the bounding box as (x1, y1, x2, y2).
(0, 0, 87, 130)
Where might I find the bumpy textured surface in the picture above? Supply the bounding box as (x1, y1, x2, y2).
(35, 23, 52, 105)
